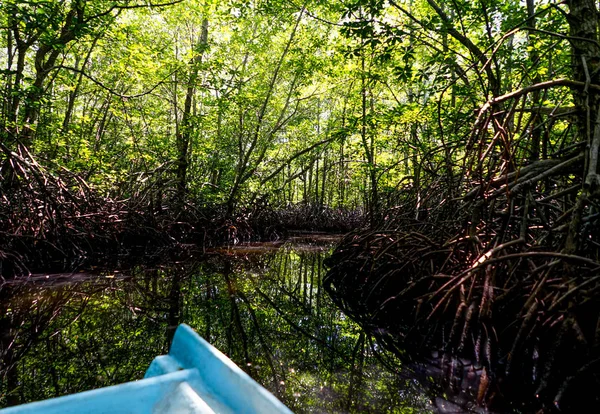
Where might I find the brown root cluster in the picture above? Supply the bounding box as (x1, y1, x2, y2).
(325, 94, 600, 412)
(325, 226, 600, 412)
(0, 143, 361, 277)
(0, 144, 192, 277)
(247, 202, 365, 241)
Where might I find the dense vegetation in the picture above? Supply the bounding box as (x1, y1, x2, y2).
(1, 0, 597, 261)
(2, 0, 600, 412)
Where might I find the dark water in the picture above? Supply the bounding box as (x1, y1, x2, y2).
(0, 235, 432, 413)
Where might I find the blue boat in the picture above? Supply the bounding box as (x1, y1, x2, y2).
(0, 324, 293, 414)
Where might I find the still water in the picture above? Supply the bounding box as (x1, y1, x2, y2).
(0, 235, 432, 413)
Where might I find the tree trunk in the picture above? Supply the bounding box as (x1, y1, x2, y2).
(526, 0, 542, 162)
(176, 18, 209, 212)
(62, 37, 100, 135)
(226, 9, 305, 215)
(565, 0, 600, 253)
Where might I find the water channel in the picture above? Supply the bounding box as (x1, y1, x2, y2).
(0, 235, 433, 413)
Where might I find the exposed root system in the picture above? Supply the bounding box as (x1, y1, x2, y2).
(325, 104, 600, 412)
(325, 227, 600, 412)
(0, 144, 361, 278)
(0, 144, 204, 277)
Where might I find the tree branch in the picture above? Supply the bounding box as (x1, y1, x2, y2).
(478, 78, 600, 116)
(84, 0, 185, 23)
(260, 138, 333, 185)
(56, 65, 179, 99)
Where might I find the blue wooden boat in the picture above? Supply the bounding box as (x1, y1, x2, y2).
(0, 324, 293, 413)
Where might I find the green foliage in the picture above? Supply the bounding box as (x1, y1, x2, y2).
(0, 0, 581, 217)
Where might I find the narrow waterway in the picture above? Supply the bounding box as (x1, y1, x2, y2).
(0, 235, 432, 413)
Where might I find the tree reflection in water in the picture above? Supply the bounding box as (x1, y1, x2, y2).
(0, 238, 432, 413)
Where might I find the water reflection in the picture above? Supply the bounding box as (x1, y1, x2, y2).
(0, 237, 432, 413)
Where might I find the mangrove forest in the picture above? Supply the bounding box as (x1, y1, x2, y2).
(1, 0, 600, 412)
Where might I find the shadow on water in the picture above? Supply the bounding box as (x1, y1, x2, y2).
(0, 235, 432, 413)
